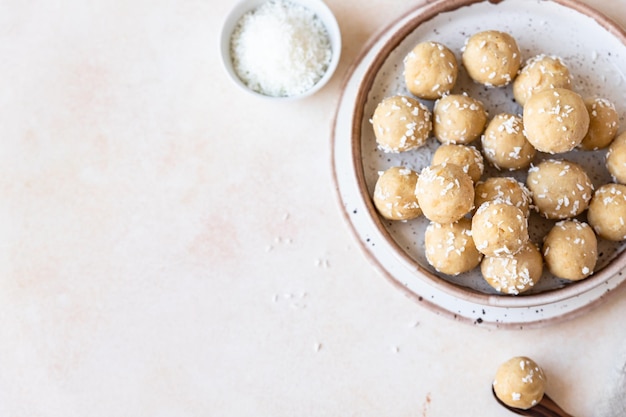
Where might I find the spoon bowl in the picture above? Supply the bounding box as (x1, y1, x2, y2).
(491, 386, 575, 417)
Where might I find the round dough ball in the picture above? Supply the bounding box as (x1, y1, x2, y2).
(587, 183, 626, 241)
(481, 242, 543, 295)
(404, 41, 458, 100)
(462, 30, 521, 87)
(523, 88, 590, 154)
(415, 163, 474, 224)
(472, 200, 529, 257)
(373, 167, 422, 221)
(371, 95, 432, 153)
(433, 94, 487, 144)
(607, 132, 626, 184)
(481, 113, 536, 170)
(424, 218, 483, 275)
(513, 54, 572, 106)
(579, 98, 619, 150)
(493, 356, 546, 410)
(431, 144, 484, 183)
(526, 159, 593, 220)
(543, 220, 597, 281)
(474, 177, 532, 218)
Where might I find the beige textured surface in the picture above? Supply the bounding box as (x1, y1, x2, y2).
(1, 0, 626, 416)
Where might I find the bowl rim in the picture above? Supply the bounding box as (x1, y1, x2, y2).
(219, 0, 342, 100)
(346, 0, 626, 308)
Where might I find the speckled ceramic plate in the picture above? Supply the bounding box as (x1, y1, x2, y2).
(332, 0, 626, 328)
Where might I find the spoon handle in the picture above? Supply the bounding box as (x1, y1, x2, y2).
(539, 395, 575, 417)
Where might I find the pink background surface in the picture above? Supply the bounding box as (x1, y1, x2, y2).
(2, 0, 625, 415)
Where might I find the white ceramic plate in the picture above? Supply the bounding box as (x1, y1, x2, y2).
(332, 0, 626, 328)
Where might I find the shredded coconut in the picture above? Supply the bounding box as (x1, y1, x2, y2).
(230, 0, 332, 97)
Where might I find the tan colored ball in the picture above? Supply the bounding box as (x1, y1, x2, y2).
(481, 113, 536, 170)
(523, 88, 590, 154)
(493, 357, 546, 410)
(587, 183, 626, 241)
(472, 200, 529, 257)
(371, 95, 432, 153)
(373, 167, 422, 221)
(415, 163, 475, 224)
(474, 177, 532, 218)
(513, 54, 572, 106)
(431, 144, 484, 183)
(404, 41, 458, 100)
(433, 94, 487, 145)
(543, 220, 597, 281)
(462, 30, 521, 87)
(424, 218, 483, 275)
(526, 159, 593, 220)
(579, 97, 619, 150)
(481, 242, 543, 295)
(606, 132, 626, 184)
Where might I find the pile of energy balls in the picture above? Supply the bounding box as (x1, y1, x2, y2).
(370, 30, 626, 295)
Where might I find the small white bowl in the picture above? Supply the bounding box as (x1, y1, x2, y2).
(219, 0, 342, 100)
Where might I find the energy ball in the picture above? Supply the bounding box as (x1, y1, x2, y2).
(373, 167, 422, 221)
(493, 357, 546, 410)
(415, 163, 475, 224)
(543, 220, 597, 281)
(472, 200, 529, 257)
(513, 54, 572, 106)
(462, 30, 521, 87)
(579, 97, 619, 150)
(433, 94, 487, 144)
(526, 159, 593, 220)
(523, 88, 590, 154)
(587, 183, 626, 241)
(481, 242, 543, 295)
(606, 132, 626, 184)
(474, 177, 532, 218)
(424, 218, 483, 275)
(371, 95, 432, 153)
(431, 144, 484, 183)
(481, 113, 536, 170)
(404, 41, 458, 100)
